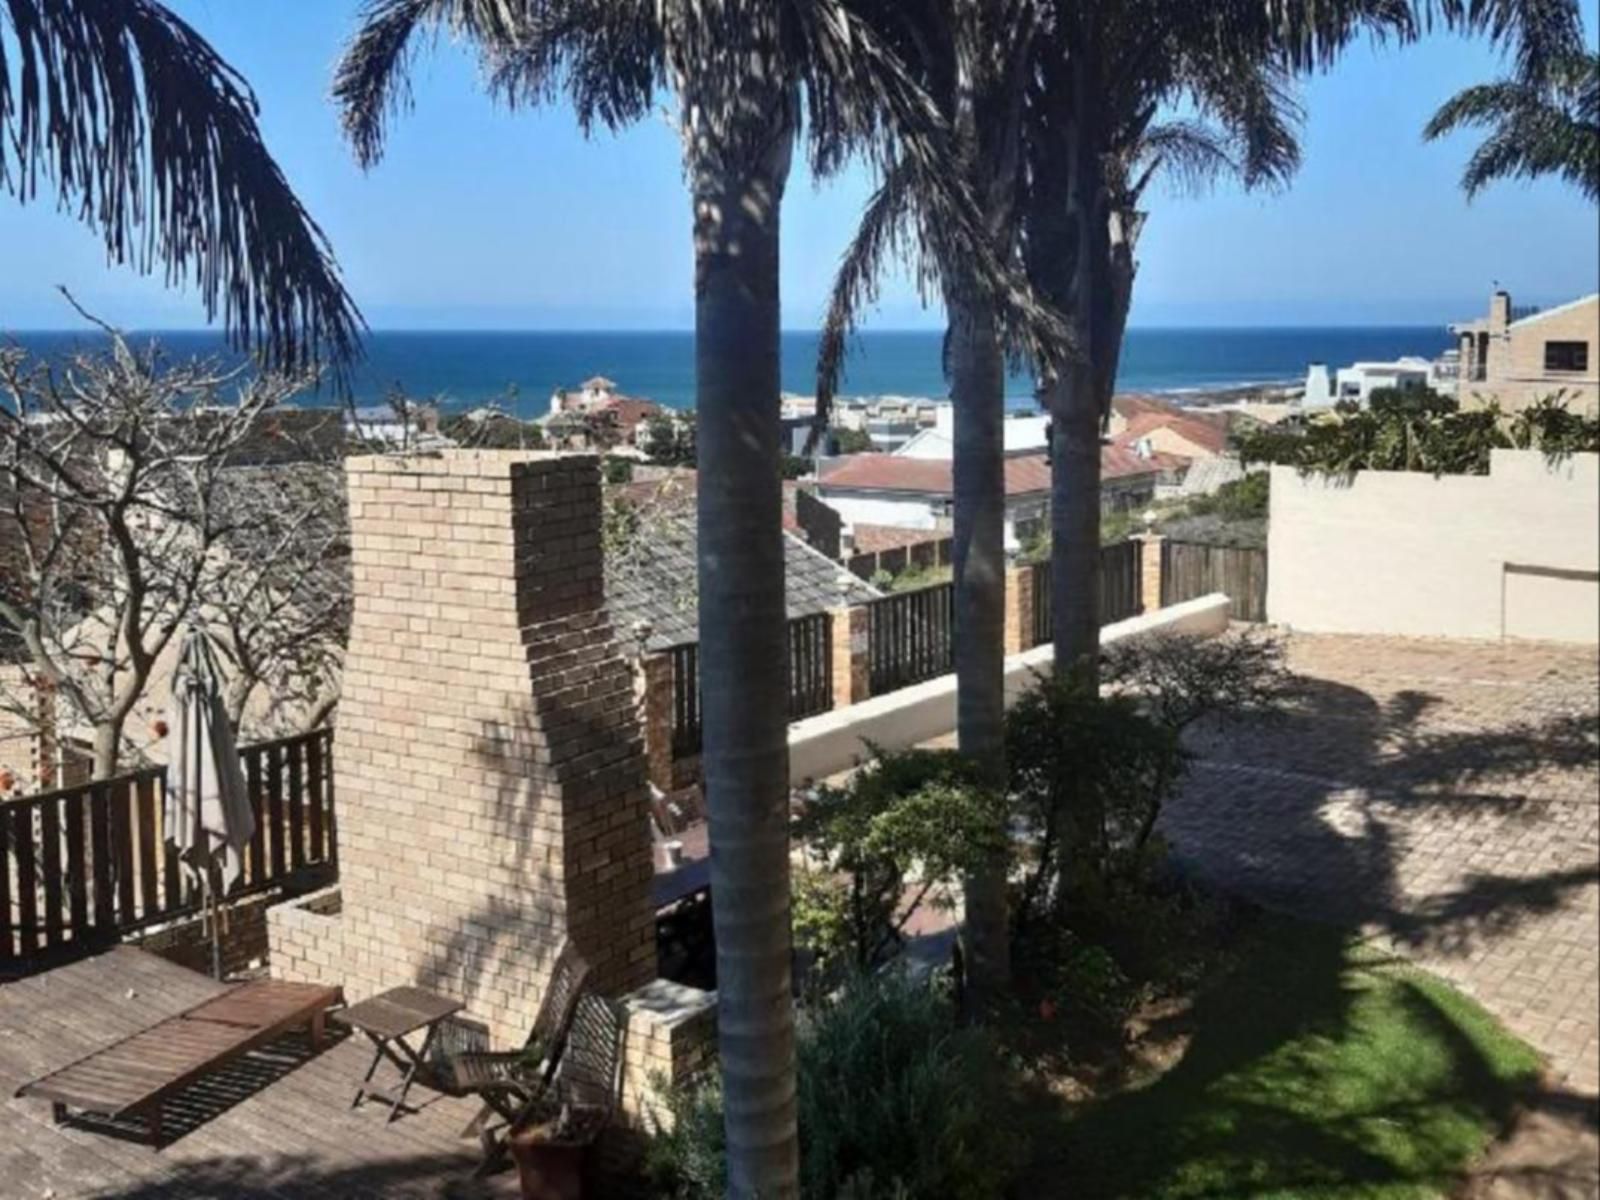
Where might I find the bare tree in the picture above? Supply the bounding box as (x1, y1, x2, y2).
(207, 455, 351, 737)
(0, 317, 317, 779)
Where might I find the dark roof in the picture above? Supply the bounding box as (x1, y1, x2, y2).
(606, 510, 879, 651)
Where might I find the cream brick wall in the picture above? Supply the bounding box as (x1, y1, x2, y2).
(268, 450, 655, 1045)
(1462, 295, 1599, 415)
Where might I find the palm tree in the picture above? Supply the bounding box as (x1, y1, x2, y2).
(820, 3, 1293, 978)
(1425, 49, 1599, 202)
(335, 3, 987, 1193)
(1025, 0, 1584, 676)
(0, 0, 360, 372)
(815, 0, 1073, 1006)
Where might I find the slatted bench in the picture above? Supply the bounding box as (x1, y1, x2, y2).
(14, 978, 344, 1145)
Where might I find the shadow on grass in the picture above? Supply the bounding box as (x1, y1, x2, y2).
(1015, 916, 1541, 1200)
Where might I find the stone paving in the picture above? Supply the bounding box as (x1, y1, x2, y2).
(1160, 633, 1600, 1097)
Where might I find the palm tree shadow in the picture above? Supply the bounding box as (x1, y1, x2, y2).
(1017, 922, 1538, 1199)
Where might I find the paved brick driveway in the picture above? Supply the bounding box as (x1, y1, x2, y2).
(1161, 634, 1600, 1097)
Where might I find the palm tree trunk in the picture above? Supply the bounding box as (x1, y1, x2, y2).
(693, 105, 800, 1199)
(1045, 361, 1101, 676)
(947, 288, 1011, 1008)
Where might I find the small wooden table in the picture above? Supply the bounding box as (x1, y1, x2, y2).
(337, 985, 463, 1123)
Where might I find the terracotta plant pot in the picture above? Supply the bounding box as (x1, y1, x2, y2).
(507, 1127, 584, 1200)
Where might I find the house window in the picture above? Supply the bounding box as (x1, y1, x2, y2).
(1544, 341, 1589, 373)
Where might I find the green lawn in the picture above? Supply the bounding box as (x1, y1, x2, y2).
(1029, 917, 1541, 1199)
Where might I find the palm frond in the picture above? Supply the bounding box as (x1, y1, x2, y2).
(335, 0, 543, 168)
(0, 0, 363, 378)
(1425, 50, 1598, 201)
(813, 158, 926, 448)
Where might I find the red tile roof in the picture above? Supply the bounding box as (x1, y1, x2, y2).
(820, 453, 1054, 497)
(1110, 410, 1229, 456)
(849, 523, 943, 554)
(1100, 444, 1191, 479)
(597, 395, 662, 434)
(821, 446, 1179, 496)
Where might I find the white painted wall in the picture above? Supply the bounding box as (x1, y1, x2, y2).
(788, 594, 1233, 784)
(821, 491, 941, 531)
(1267, 450, 1600, 642)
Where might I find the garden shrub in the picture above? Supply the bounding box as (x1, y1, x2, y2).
(1006, 674, 1186, 926)
(645, 972, 1021, 1200)
(793, 748, 1006, 980)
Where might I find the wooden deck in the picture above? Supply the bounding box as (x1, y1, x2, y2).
(0, 948, 520, 1199)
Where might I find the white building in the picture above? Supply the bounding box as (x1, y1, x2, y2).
(1303, 355, 1455, 408)
(895, 404, 1050, 459)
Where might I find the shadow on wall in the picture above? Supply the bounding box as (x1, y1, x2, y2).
(409, 675, 649, 1017)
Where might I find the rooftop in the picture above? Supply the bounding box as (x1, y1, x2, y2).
(819, 446, 1180, 497)
(1110, 410, 1230, 457)
(606, 508, 878, 650)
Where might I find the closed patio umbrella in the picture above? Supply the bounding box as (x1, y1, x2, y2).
(164, 628, 255, 978)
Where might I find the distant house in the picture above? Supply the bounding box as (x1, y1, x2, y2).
(1450, 290, 1599, 414)
(345, 403, 439, 447)
(544, 376, 664, 449)
(814, 446, 1183, 554)
(1301, 357, 1453, 408)
(895, 404, 1050, 459)
(1108, 406, 1230, 460)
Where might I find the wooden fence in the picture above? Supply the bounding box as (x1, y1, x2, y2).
(1161, 540, 1268, 621)
(846, 535, 954, 583)
(866, 581, 956, 694)
(669, 613, 835, 757)
(1030, 540, 1144, 646)
(1, 729, 336, 972)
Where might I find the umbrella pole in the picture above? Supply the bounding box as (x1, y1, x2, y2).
(209, 865, 222, 981)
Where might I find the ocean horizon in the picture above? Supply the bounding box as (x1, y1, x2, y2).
(3, 325, 1454, 415)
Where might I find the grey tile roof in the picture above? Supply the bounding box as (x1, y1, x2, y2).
(606, 510, 880, 651)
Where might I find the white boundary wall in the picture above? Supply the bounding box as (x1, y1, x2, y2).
(1267, 450, 1599, 644)
(788, 593, 1232, 785)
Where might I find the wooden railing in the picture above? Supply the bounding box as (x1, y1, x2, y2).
(866, 581, 955, 695)
(1161, 540, 1268, 622)
(669, 613, 836, 757)
(1030, 540, 1144, 647)
(1, 728, 335, 972)
(787, 612, 835, 722)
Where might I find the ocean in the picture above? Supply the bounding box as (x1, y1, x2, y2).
(3, 326, 1453, 415)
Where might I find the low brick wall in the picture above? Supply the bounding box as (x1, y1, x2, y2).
(133, 890, 280, 978)
(265, 884, 345, 984)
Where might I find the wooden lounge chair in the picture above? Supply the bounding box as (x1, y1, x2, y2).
(434, 941, 591, 1144)
(498, 994, 626, 1184)
(15, 978, 344, 1145)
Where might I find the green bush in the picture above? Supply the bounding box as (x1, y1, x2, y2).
(1006, 674, 1187, 926)
(645, 972, 1020, 1200)
(794, 748, 1006, 979)
(1235, 386, 1599, 477)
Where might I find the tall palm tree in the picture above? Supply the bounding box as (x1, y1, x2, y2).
(335, 3, 993, 1193)
(0, 0, 361, 373)
(815, 0, 1067, 1006)
(1426, 48, 1599, 202)
(1026, 0, 1584, 676)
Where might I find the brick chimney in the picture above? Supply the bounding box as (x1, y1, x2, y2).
(1489, 290, 1512, 334)
(270, 450, 655, 1042)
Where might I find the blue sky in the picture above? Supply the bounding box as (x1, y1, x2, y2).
(1, 0, 1596, 332)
